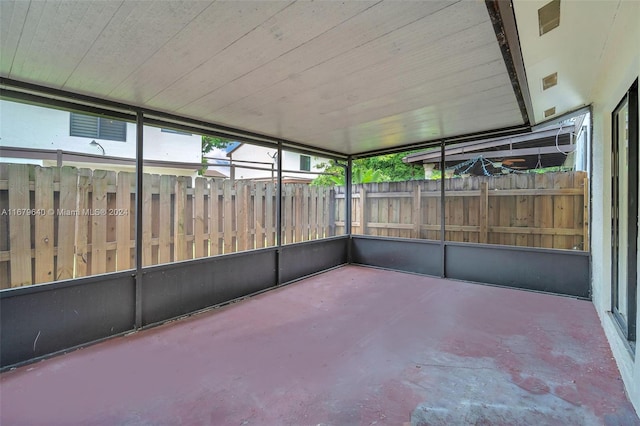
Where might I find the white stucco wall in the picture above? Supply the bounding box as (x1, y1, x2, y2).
(589, 0, 640, 412)
(0, 100, 202, 166)
(228, 144, 323, 181)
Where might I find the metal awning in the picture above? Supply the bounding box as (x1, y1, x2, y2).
(402, 123, 579, 173)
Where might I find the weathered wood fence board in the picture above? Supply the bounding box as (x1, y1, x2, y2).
(335, 171, 588, 251)
(0, 165, 337, 287)
(0, 164, 587, 289)
(34, 166, 54, 283)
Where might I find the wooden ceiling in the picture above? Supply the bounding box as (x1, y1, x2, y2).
(1, 1, 527, 155)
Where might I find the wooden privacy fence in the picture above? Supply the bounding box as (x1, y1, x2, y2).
(0, 164, 587, 289)
(0, 164, 335, 288)
(335, 171, 588, 251)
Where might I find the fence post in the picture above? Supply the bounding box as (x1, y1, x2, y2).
(479, 181, 489, 244)
(412, 185, 421, 238)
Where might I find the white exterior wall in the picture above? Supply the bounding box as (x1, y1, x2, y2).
(229, 144, 323, 180)
(0, 100, 203, 176)
(589, 0, 640, 412)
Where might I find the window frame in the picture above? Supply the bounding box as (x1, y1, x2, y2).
(299, 154, 311, 172)
(611, 78, 638, 344)
(70, 112, 127, 142)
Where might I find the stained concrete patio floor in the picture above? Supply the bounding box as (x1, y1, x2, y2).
(1, 265, 638, 425)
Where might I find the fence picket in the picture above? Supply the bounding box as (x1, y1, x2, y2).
(255, 182, 265, 248)
(294, 185, 303, 243)
(236, 183, 248, 252)
(90, 170, 109, 274)
(309, 186, 318, 239)
(56, 167, 77, 280)
(553, 173, 574, 249)
(582, 176, 589, 251)
(223, 180, 234, 254)
(209, 179, 222, 255)
(158, 175, 172, 264)
(174, 177, 188, 261)
(8, 164, 32, 286)
(35, 167, 54, 283)
(75, 168, 91, 277)
(185, 178, 194, 260)
(479, 182, 489, 243)
(105, 171, 117, 273)
(116, 172, 132, 271)
(284, 185, 294, 244)
(194, 177, 206, 259)
(265, 183, 275, 246)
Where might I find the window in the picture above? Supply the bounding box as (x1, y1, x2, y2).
(70, 113, 126, 141)
(300, 154, 311, 171)
(612, 79, 638, 344)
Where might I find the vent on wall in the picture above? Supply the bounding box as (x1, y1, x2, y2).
(542, 72, 558, 90)
(544, 107, 556, 118)
(538, 0, 561, 36)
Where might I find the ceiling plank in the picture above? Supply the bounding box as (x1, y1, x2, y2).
(0, 0, 30, 75)
(147, 1, 378, 111)
(180, 1, 459, 117)
(63, 1, 212, 95)
(108, 1, 294, 104)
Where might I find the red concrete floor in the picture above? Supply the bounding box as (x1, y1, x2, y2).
(1, 265, 638, 426)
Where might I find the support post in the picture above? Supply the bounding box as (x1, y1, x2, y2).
(276, 142, 283, 285)
(346, 157, 353, 263)
(359, 185, 367, 235)
(134, 111, 144, 328)
(440, 140, 446, 278)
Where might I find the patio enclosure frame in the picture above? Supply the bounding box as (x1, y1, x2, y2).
(0, 80, 590, 369)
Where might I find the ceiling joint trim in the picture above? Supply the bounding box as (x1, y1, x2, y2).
(485, 0, 534, 126)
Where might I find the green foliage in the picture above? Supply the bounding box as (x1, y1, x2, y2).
(356, 153, 423, 181)
(311, 152, 424, 186)
(310, 160, 345, 186)
(199, 136, 232, 175)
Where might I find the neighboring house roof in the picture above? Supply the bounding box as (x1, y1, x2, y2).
(204, 169, 228, 178)
(403, 122, 581, 174)
(225, 142, 242, 155)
